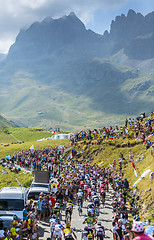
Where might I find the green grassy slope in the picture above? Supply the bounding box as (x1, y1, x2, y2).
(0, 127, 69, 156)
(0, 128, 16, 143)
(0, 115, 16, 128)
(7, 127, 54, 142)
(0, 127, 54, 144)
(0, 165, 33, 188)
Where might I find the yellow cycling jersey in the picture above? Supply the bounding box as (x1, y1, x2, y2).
(10, 227, 17, 236)
(64, 228, 72, 235)
(67, 203, 73, 208)
(27, 219, 32, 230)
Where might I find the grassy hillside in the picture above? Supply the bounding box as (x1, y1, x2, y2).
(0, 165, 33, 188)
(0, 127, 69, 158)
(0, 115, 16, 128)
(0, 127, 54, 144)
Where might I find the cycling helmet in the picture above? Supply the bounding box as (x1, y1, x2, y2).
(97, 221, 101, 225)
(68, 199, 72, 203)
(66, 224, 70, 228)
(88, 212, 91, 217)
(52, 214, 56, 218)
(84, 226, 89, 231)
(87, 234, 93, 239)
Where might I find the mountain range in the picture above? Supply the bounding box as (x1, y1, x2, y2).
(0, 10, 154, 130)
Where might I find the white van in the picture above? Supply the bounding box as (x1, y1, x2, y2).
(0, 187, 27, 219)
(27, 187, 49, 200)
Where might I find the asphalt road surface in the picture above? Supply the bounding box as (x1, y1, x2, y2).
(38, 189, 113, 239)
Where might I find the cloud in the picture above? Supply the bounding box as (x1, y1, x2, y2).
(0, 0, 153, 53)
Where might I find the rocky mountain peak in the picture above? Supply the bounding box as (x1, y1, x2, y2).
(127, 9, 137, 18)
(41, 16, 53, 24)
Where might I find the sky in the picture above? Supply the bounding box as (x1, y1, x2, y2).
(0, 0, 153, 54)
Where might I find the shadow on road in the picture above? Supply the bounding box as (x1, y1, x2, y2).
(38, 226, 50, 237)
(105, 206, 112, 209)
(104, 235, 110, 238)
(40, 222, 49, 227)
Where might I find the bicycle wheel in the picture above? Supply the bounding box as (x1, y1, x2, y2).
(66, 212, 70, 224)
(78, 206, 82, 216)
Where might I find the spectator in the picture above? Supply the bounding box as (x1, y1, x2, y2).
(41, 196, 48, 221)
(146, 140, 151, 150)
(37, 196, 42, 222)
(151, 145, 154, 156)
(123, 226, 133, 240)
(132, 221, 154, 240)
(23, 205, 28, 221)
(48, 193, 56, 216)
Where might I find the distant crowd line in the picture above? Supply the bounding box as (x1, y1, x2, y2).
(70, 112, 154, 145)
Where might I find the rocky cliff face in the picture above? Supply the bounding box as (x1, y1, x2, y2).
(7, 10, 154, 63)
(125, 33, 154, 60)
(106, 10, 154, 58)
(7, 12, 106, 61)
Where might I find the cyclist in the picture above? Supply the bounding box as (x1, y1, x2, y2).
(53, 202, 61, 217)
(105, 178, 109, 192)
(77, 189, 84, 207)
(83, 212, 96, 235)
(82, 226, 94, 240)
(83, 182, 88, 200)
(87, 203, 95, 218)
(49, 214, 58, 239)
(88, 187, 92, 200)
(95, 222, 105, 240)
(87, 202, 95, 210)
(66, 200, 73, 210)
(52, 218, 63, 240)
(100, 188, 106, 206)
(92, 193, 100, 210)
(63, 224, 77, 240)
(65, 200, 73, 223)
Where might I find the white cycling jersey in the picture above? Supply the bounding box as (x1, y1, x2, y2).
(77, 192, 83, 198)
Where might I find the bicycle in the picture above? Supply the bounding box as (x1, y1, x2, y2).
(101, 192, 105, 207)
(78, 202, 82, 216)
(95, 206, 99, 217)
(65, 210, 71, 225)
